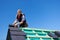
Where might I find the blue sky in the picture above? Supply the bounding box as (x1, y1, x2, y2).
(0, 0, 60, 40)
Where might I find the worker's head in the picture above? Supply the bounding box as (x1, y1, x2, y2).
(17, 9, 22, 15)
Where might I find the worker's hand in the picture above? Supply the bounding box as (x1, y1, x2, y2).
(15, 22, 20, 25)
(14, 23, 18, 27)
(15, 22, 23, 25)
(14, 22, 23, 26)
(20, 22, 23, 24)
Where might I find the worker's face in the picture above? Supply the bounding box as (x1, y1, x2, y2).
(17, 10, 22, 15)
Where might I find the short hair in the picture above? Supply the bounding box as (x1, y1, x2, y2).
(17, 9, 22, 13)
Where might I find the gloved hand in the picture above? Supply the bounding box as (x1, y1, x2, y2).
(15, 22, 20, 25)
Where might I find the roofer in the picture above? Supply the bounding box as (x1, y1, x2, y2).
(12, 9, 28, 28)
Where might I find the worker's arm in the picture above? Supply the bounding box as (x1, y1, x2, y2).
(13, 19, 18, 25)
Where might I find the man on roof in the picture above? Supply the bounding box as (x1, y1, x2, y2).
(12, 9, 28, 28)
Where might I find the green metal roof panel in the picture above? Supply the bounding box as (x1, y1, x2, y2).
(6, 27, 60, 40)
